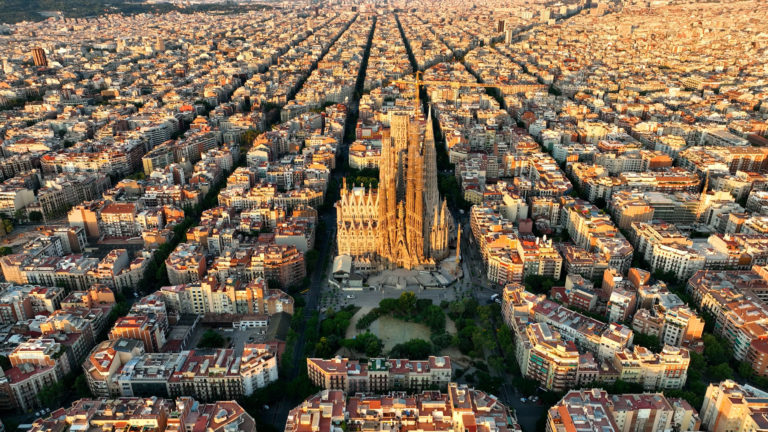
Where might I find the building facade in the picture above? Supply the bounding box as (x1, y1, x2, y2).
(336, 113, 453, 270)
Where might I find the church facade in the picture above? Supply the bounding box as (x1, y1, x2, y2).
(336, 111, 453, 270)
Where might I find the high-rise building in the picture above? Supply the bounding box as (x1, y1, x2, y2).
(31, 47, 47, 67)
(336, 111, 453, 270)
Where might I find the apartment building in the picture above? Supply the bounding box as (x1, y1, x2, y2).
(0, 284, 66, 323)
(610, 191, 654, 230)
(9, 337, 71, 378)
(559, 244, 610, 281)
(167, 348, 244, 401)
(551, 274, 598, 312)
(700, 380, 768, 432)
(285, 383, 521, 432)
(108, 314, 166, 353)
(349, 142, 381, 169)
(0, 185, 35, 218)
(116, 351, 187, 397)
(471, 205, 563, 285)
(515, 322, 579, 392)
(159, 278, 294, 316)
(612, 345, 690, 390)
(165, 243, 206, 285)
(562, 198, 633, 273)
(209, 244, 306, 289)
(687, 270, 768, 369)
(99, 202, 140, 238)
(240, 344, 280, 395)
(29, 397, 255, 432)
(0, 363, 59, 411)
(306, 356, 452, 393)
(67, 200, 107, 240)
(35, 173, 110, 218)
(546, 389, 700, 432)
(82, 338, 146, 397)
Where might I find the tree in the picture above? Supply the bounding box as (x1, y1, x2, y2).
(314, 337, 335, 358)
(739, 361, 755, 379)
(28, 210, 43, 223)
(431, 332, 453, 350)
(389, 339, 433, 359)
(74, 374, 91, 398)
(13, 208, 26, 222)
(488, 355, 505, 373)
(2, 219, 12, 234)
(423, 305, 446, 333)
(0, 247, 12, 256)
(397, 292, 417, 316)
(703, 334, 730, 365)
(37, 381, 65, 407)
(524, 274, 557, 295)
(497, 325, 516, 359)
(632, 332, 662, 352)
(198, 329, 226, 348)
(345, 332, 384, 357)
(107, 300, 130, 329)
(708, 362, 734, 381)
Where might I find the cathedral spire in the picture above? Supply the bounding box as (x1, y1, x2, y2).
(423, 105, 439, 221)
(337, 106, 452, 271)
(425, 104, 435, 142)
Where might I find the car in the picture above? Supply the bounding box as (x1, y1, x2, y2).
(520, 398, 527, 403)
(346, 294, 355, 299)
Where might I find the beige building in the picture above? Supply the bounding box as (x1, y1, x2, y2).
(700, 380, 768, 432)
(307, 356, 452, 393)
(68, 200, 107, 240)
(0, 186, 35, 219)
(546, 389, 700, 432)
(165, 243, 206, 285)
(159, 277, 294, 316)
(83, 338, 146, 397)
(612, 345, 690, 390)
(336, 113, 452, 270)
(515, 322, 578, 392)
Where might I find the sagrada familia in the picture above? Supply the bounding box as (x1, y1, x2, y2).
(336, 110, 454, 270)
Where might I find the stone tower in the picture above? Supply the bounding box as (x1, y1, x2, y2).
(338, 109, 453, 270)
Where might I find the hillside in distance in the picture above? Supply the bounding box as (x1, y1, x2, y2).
(0, 0, 271, 24)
